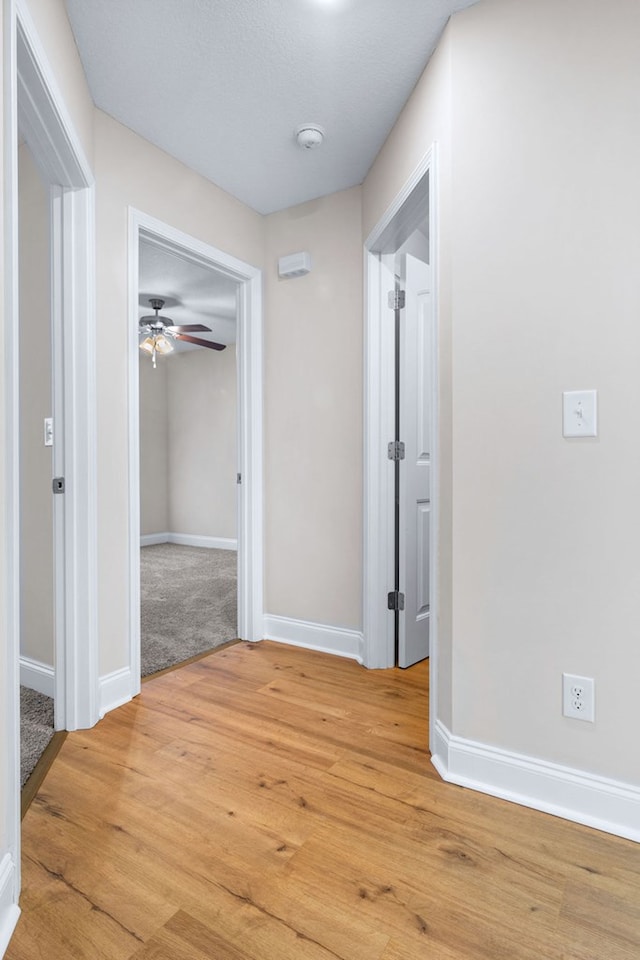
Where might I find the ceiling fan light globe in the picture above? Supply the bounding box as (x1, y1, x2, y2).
(154, 334, 174, 355)
(139, 336, 155, 355)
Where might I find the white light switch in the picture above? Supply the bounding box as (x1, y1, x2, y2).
(44, 417, 53, 447)
(563, 390, 597, 438)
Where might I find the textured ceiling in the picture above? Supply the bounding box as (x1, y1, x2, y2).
(65, 0, 479, 214)
(139, 241, 238, 351)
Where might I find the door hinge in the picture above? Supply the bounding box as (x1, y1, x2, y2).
(388, 289, 405, 311)
(387, 590, 405, 611)
(237, 473, 242, 484)
(387, 440, 405, 461)
(52, 477, 65, 494)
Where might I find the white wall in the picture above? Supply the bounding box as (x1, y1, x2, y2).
(18, 142, 54, 668)
(264, 187, 363, 629)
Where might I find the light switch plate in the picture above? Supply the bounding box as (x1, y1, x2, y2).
(563, 390, 597, 438)
(43, 417, 53, 447)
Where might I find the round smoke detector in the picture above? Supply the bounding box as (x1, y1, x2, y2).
(296, 124, 325, 149)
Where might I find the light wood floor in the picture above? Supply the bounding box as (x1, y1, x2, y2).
(7, 641, 640, 959)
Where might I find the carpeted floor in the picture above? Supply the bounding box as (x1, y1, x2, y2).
(18, 544, 235, 786)
(140, 542, 237, 677)
(20, 687, 54, 787)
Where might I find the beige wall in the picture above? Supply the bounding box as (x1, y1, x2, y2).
(95, 110, 263, 674)
(139, 347, 238, 540)
(139, 357, 169, 535)
(18, 142, 54, 667)
(264, 187, 363, 628)
(446, 0, 640, 784)
(363, 0, 640, 790)
(167, 347, 237, 539)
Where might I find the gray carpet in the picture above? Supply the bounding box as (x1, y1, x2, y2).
(20, 687, 54, 787)
(141, 542, 237, 676)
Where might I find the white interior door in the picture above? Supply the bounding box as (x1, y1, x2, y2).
(399, 253, 433, 668)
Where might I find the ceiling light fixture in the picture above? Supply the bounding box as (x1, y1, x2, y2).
(138, 297, 226, 369)
(296, 124, 325, 150)
(139, 331, 174, 368)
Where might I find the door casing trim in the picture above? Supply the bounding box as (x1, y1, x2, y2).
(127, 209, 264, 697)
(3, 0, 100, 919)
(363, 145, 439, 752)
(15, 0, 99, 735)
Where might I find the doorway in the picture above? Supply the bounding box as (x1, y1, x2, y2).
(12, 7, 99, 737)
(3, 0, 100, 917)
(137, 241, 240, 676)
(17, 139, 57, 783)
(363, 150, 438, 736)
(127, 211, 264, 696)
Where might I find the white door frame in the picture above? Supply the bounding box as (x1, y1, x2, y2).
(127, 210, 264, 693)
(14, 0, 99, 733)
(2, 0, 99, 928)
(363, 146, 439, 749)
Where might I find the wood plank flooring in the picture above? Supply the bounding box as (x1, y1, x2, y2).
(7, 641, 640, 959)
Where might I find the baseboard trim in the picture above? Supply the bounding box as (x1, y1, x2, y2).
(0, 854, 20, 956)
(169, 533, 237, 550)
(141, 533, 238, 551)
(140, 532, 170, 546)
(19, 656, 54, 698)
(99, 667, 134, 718)
(432, 719, 640, 844)
(264, 615, 363, 663)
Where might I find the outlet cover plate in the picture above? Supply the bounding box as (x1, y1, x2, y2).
(562, 672, 595, 722)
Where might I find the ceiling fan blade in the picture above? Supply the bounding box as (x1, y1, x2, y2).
(165, 323, 212, 333)
(174, 334, 226, 351)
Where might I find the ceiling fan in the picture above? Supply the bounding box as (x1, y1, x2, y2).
(139, 297, 226, 367)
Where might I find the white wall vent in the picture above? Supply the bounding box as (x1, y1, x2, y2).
(278, 251, 311, 279)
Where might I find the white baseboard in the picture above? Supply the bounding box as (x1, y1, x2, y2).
(140, 532, 170, 546)
(141, 532, 237, 551)
(432, 719, 640, 844)
(19, 656, 54, 698)
(169, 533, 237, 550)
(264, 615, 364, 663)
(99, 667, 134, 718)
(0, 854, 20, 957)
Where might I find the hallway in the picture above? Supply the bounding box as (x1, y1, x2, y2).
(8, 642, 640, 959)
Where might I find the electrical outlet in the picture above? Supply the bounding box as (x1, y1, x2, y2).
(562, 673, 595, 722)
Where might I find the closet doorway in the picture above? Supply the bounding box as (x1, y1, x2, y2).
(364, 149, 438, 740)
